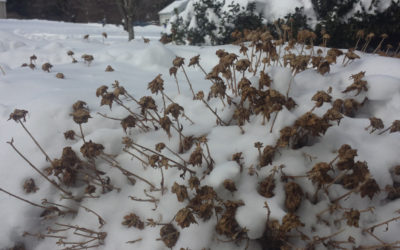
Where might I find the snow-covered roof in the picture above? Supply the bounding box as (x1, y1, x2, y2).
(0, 0, 7, 2)
(159, 0, 189, 15)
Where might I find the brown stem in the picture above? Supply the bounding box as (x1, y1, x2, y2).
(19, 121, 53, 164)
(181, 66, 195, 98)
(7, 139, 72, 196)
(100, 155, 156, 189)
(173, 75, 181, 94)
(270, 112, 279, 133)
(79, 124, 86, 143)
(130, 142, 195, 174)
(0, 187, 46, 209)
(201, 99, 228, 126)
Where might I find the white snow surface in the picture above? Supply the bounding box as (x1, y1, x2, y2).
(0, 19, 400, 250)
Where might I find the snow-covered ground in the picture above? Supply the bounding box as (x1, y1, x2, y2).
(1, 19, 400, 250)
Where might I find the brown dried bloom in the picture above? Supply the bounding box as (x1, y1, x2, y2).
(55, 73, 64, 79)
(96, 85, 108, 97)
(155, 142, 166, 152)
(284, 182, 303, 213)
(72, 109, 91, 124)
(8, 109, 29, 122)
(84, 184, 96, 195)
(389, 120, 400, 133)
(281, 213, 305, 233)
(173, 56, 184, 67)
(72, 100, 88, 111)
(258, 174, 275, 198)
(223, 179, 237, 192)
(165, 103, 183, 119)
(188, 55, 200, 67)
(148, 74, 164, 94)
(260, 146, 276, 167)
(160, 116, 172, 138)
(64, 130, 76, 140)
(360, 178, 380, 199)
(41, 63, 53, 72)
(169, 66, 178, 76)
(23, 178, 39, 193)
(100, 92, 115, 109)
(81, 54, 94, 64)
(189, 146, 203, 166)
(345, 209, 360, 227)
(368, 117, 384, 132)
(122, 213, 144, 229)
(80, 140, 104, 158)
(188, 176, 200, 190)
(121, 115, 136, 132)
(175, 208, 197, 228)
(311, 91, 332, 107)
(171, 182, 189, 202)
(307, 162, 333, 186)
(67, 50, 74, 56)
(105, 65, 114, 72)
(235, 59, 251, 72)
(139, 96, 157, 115)
(160, 224, 179, 248)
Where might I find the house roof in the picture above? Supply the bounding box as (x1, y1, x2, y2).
(159, 0, 188, 15)
(0, 0, 7, 2)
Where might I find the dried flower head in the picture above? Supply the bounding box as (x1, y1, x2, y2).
(100, 93, 115, 109)
(64, 130, 76, 140)
(223, 179, 237, 192)
(284, 182, 303, 213)
(189, 146, 203, 166)
(160, 116, 172, 138)
(105, 65, 114, 72)
(96, 85, 108, 97)
(159, 224, 179, 248)
(23, 178, 39, 193)
(67, 50, 74, 56)
(41, 62, 53, 72)
(235, 59, 251, 72)
(258, 174, 275, 198)
(173, 56, 184, 67)
(171, 182, 189, 202)
(81, 54, 94, 64)
(169, 66, 178, 77)
(175, 208, 197, 228)
(80, 140, 104, 158)
(345, 209, 360, 227)
(8, 109, 28, 122)
(122, 213, 144, 229)
(55, 73, 64, 79)
(312, 91, 332, 107)
(121, 115, 136, 132)
(188, 55, 200, 67)
(360, 178, 380, 199)
(307, 162, 333, 186)
(139, 96, 157, 115)
(165, 103, 183, 119)
(148, 74, 164, 94)
(188, 176, 200, 190)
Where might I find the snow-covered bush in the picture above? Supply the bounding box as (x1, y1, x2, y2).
(167, 0, 262, 45)
(4, 24, 400, 249)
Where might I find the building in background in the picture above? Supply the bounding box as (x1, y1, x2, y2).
(0, 0, 6, 19)
(158, 0, 188, 26)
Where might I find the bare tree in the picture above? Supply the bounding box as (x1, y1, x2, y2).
(116, 0, 138, 41)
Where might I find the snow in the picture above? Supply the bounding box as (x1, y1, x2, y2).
(159, 0, 189, 15)
(1, 18, 400, 250)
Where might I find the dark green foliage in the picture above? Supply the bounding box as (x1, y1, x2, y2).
(296, 0, 400, 50)
(169, 0, 263, 45)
